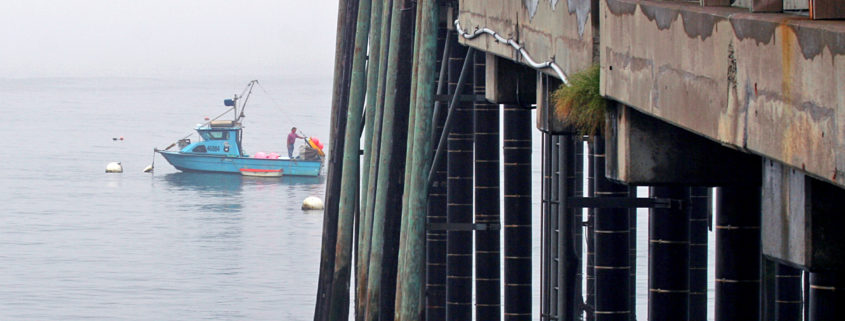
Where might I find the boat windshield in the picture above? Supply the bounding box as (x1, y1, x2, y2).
(206, 131, 229, 140)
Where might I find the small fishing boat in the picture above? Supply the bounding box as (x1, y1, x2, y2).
(155, 80, 324, 177)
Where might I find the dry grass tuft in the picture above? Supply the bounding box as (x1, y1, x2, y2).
(551, 64, 605, 136)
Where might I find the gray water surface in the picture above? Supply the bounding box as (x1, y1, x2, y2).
(0, 77, 330, 320)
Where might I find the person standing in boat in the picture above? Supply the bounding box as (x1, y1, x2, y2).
(287, 127, 305, 158)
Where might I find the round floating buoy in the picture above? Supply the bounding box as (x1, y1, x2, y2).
(106, 162, 123, 173)
(302, 196, 324, 210)
(143, 164, 153, 173)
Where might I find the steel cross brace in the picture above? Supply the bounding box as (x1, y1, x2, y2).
(566, 197, 684, 210)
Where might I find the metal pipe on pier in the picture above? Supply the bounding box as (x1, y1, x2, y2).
(628, 185, 636, 321)
(573, 136, 584, 321)
(649, 186, 690, 321)
(586, 141, 596, 321)
(473, 49, 501, 321)
(714, 185, 761, 321)
(541, 132, 553, 321)
(503, 104, 532, 321)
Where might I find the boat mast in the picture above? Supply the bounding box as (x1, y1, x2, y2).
(236, 80, 258, 122)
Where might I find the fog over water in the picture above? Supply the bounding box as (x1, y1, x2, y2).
(1, 1, 338, 79)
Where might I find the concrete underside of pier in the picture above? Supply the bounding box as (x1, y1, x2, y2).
(458, 0, 845, 270)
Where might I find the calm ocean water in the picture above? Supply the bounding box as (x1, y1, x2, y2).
(0, 77, 713, 320)
(0, 77, 331, 320)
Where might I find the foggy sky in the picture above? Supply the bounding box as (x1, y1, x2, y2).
(0, 1, 339, 78)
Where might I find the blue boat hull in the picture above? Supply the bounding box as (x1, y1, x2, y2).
(159, 151, 323, 177)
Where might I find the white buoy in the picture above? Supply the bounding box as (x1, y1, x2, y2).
(143, 164, 154, 173)
(302, 196, 324, 210)
(106, 162, 123, 173)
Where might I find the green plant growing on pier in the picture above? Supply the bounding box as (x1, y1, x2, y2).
(552, 64, 605, 136)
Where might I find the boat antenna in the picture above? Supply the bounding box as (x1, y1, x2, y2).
(236, 80, 258, 122)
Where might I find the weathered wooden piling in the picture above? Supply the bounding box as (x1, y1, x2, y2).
(715, 185, 761, 321)
(445, 40, 473, 321)
(425, 28, 451, 321)
(473, 49, 501, 321)
(503, 104, 532, 321)
(355, 0, 388, 317)
(394, 0, 439, 318)
(363, 0, 416, 318)
(649, 186, 690, 321)
(315, 0, 359, 319)
(775, 263, 802, 320)
(592, 137, 630, 321)
(688, 187, 708, 321)
(329, 0, 373, 318)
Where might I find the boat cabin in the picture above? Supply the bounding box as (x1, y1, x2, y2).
(180, 120, 244, 157)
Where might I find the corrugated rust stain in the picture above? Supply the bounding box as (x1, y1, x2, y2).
(567, 0, 592, 37)
(524, 0, 539, 19)
(791, 24, 845, 59)
(680, 10, 724, 40)
(639, 3, 679, 30)
(606, 0, 636, 15)
(730, 15, 778, 45)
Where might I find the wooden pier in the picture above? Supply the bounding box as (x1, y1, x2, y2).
(315, 1, 845, 320)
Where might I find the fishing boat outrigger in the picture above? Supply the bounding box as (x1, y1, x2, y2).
(155, 80, 324, 177)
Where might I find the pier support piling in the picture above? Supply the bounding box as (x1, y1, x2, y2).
(688, 187, 709, 321)
(775, 263, 802, 320)
(445, 39, 473, 321)
(648, 186, 690, 321)
(809, 272, 840, 321)
(315, 0, 359, 319)
(503, 104, 532, 321)
(473, 49, 501, 321)
(715, 185, 761, 321)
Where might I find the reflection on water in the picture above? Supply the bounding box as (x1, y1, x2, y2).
(162, 172, 245, 192)
(162, 172, 326, 191)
